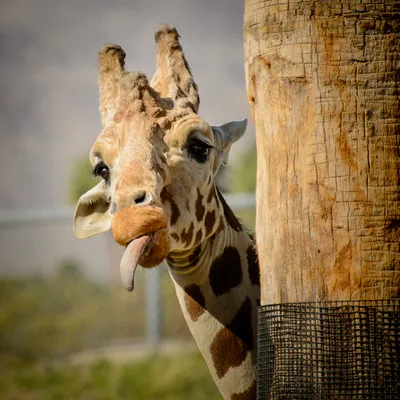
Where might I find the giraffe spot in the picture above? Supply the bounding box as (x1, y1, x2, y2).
(215, 216, 224, 234)
(188, 245, 202, 265)
(210, 297, 253, 379)
(149, 107, 166, 119)
(207, 185, 216, 203)
(207, 175, 212, 185)
(231, 381, 256, 400)
(184, 283, 205, 321)
(161, 118, 172, 131)
(180, 222, 194, 247)
(171, 232, 180, 242)
(204, 210, 216, 237)
(209, 246, 242, 296)
(160, 186, 180, 226)
(169, 200, 180, 225)
(228, 297, 254, 350)
(193, 228, 203, 247)
(216, 188, 242, 232)
(175, 86, 186, 98)
(151, 153, 167, 182)
(247, 245, 260, 287)
(208, 217, 224, 249)
(195, 188, 206, 222)
(210, 328, 248, 379)
(160, 186, 170, 202)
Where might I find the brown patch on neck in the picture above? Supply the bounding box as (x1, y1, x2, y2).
(184, 283, 206, 321)
(209, 246, 242, 296)
(151, 154, 167, 182)
(207, 185, 216, 203)
(247, 245, 260, 287)
(216, 188, 243, 232)
(193, 228, 203, 247)
(231, 381, 256, 400)
(180, 222, 194, 247)
(171, 232, 180, 242)
(160, 185, 180, 226)
(195, 188, 206, 222)
(210, 297, 254, 379)
(204, 210, 216, 237)
(207, 217, 225, 249)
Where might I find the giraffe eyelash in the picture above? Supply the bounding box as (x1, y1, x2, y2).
(187, 139, 213, 163)
(92, 162, 106, 177)
(189, 136, 214, 148)
(92, 161, 111, 183)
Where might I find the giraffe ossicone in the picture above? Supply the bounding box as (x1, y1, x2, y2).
(73, 24, 260, 400)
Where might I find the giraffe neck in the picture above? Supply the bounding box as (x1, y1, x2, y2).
(167, 195, 260, 400)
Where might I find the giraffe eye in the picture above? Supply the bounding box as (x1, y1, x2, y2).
(188, 140, 211, 163)
(92, 162, 110, 182)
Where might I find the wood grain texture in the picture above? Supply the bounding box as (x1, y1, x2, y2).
(244, 0, 400, 304)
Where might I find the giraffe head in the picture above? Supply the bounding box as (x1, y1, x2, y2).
(73, 25, 247, 290)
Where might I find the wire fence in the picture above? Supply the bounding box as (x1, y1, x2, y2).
(257, 300, 400, 400)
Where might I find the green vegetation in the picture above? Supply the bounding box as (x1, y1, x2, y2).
(69, 157, 98, 204)
(0, 263, 220, 399)
(230, 145, 257, 194)
(1, 262, 140, 361)
(230, 145, 257, 231)
(0, 353, 221, 400)
(0, 262, 191, 361)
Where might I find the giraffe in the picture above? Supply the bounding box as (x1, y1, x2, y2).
(73, 25, 260, 400)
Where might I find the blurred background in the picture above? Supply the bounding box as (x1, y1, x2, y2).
(0, 0, 256, 399)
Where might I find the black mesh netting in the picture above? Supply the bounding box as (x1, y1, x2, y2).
(257, 300, 400, 400)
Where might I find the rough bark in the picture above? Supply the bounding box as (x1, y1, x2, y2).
(244, 0, 400, 304)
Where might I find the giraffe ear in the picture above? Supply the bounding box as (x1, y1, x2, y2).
(73, 181, 112, 239)
(211, 118, 247, 174)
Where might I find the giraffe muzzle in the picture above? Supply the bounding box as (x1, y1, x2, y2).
(112, 206, 170, 291)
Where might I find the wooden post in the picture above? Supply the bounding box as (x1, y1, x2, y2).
(244, 0, 400, 305)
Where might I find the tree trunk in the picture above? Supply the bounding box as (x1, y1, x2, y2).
(244, 0, 400, 305)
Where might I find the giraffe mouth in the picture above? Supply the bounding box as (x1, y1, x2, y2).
(119, 229, 169, 291)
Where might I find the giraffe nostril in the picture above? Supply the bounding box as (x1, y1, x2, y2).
(132, 190, 151, 205)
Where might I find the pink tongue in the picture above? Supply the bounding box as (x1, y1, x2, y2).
(120, 235, 151, 292)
